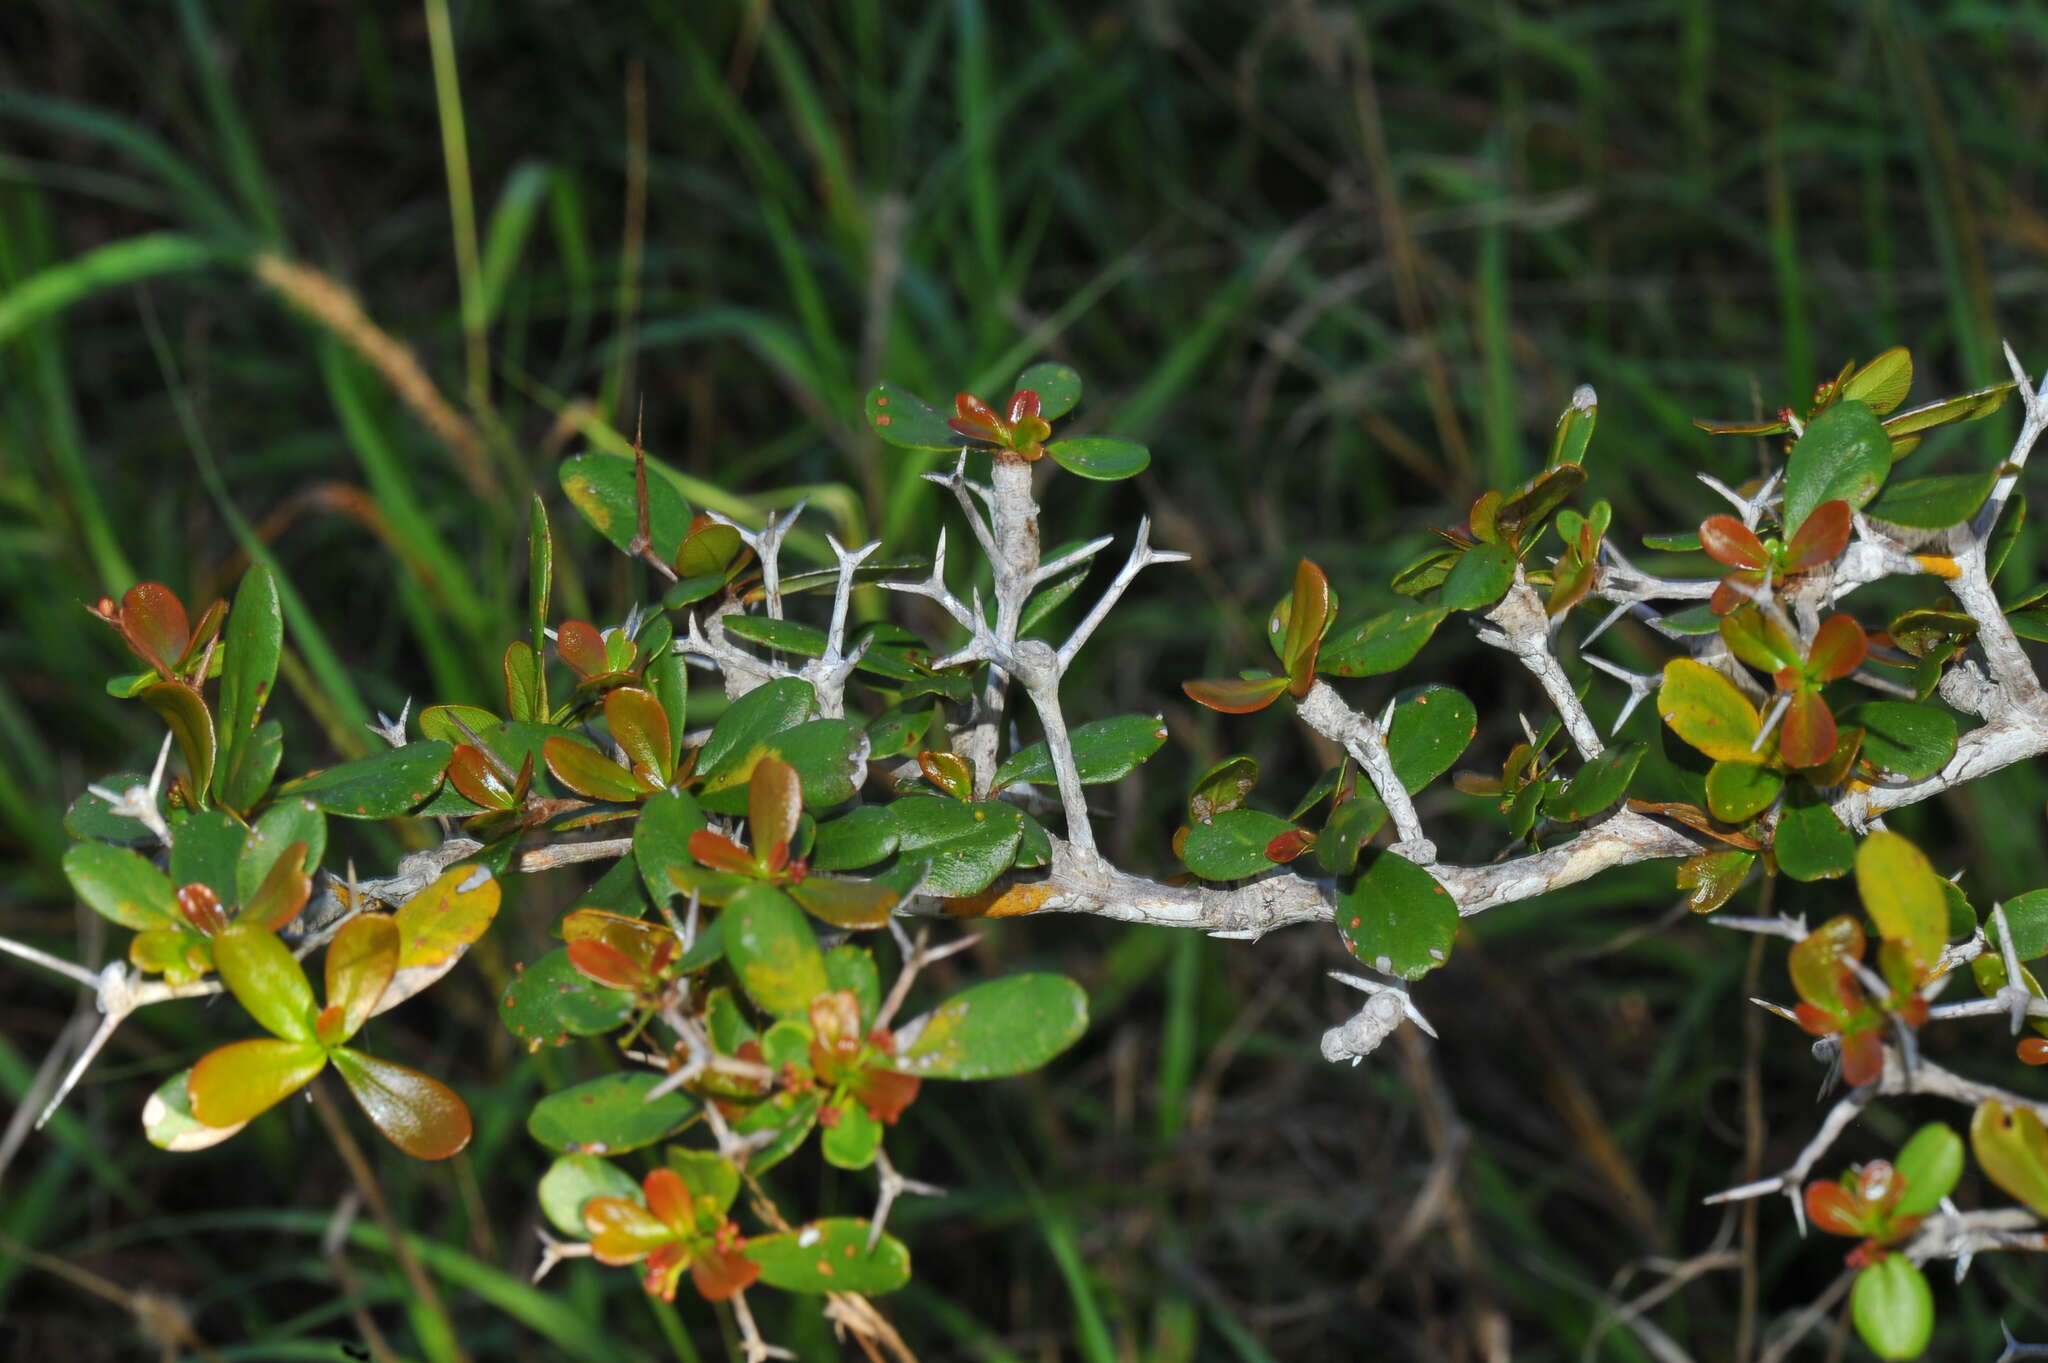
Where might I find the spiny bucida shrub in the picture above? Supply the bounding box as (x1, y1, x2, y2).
(18, 348, 2048, 1359)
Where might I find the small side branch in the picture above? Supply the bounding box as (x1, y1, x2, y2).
(1478, 573, 1603, 761)
(1296, 681, 1432, 858)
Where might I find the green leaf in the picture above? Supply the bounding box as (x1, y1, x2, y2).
(170, 809, 243, 904)
(811, 806, 899, 872)
(1045, 436, 1148, 481)
(732, 1088, 824, 1174)
(1773, 792, 1854, 881)
(1181, 808, 1291, 881)
(1991, 494, 2027, 582)
(65, 770, 167, 845)
(1866, 469, 2000, 530)
(282, 741, 452, 819)
(1782, 399, 1890, 535)
(1320, 605, 1448, 678)
(888, 796, 1023, 897)
(824, 945, 880, 1023)
(214, 922, 318, 1042)
(1990, 889, 2048, 963)
(702, 718, 867, 815)
(1314, 792, 1386, 877)
(187, 1037, 326, 1129)
(141, 1066, 246, 1152)
(745, 1218, 912, 1295)
(65, 841, 176, 930)
(1014, 362, 1082, 419)
(696, 678, 817, 778)
(1850, 1255, 1932, 1361)
(1439, 542, 1514, 611)
(1677, 850, 1755, 914)
(821, 1095, 884, 1169)
(418, 703, 501, 747)
(559, 451, 691, 561)
(634, 790, 708, 906)
(214, 720, 283, 815)
(722, 614, 831, 658)
(538, 1154, 641, 1238)
(1335, 853, 1458, 980)
(527, 1070, 699, 1154)
(1547, 385, 1597, 468)
(1704, 760, 1781, 823)
(604, 687, 674, 786)
(1842, 347, 1913, 414)
(1543, 743, 1643, 823)
(1974, 1100, 2048, 1219)
(142, 680, 217, 807)
(500, 948, 636, 1050)
(1883, 382, 2013, 437)
(1857, 831, 1949, 973)
(330, 1047, 472, 1160)
(885, 974, 1087, 1079)
(1892, 1123, 1964, 1218)
(1386, 686, 1479, 793)
(865, 382, 962, 450)
(323, 914, 398, 1044)
(992, 714, 1168, 790)
(215, 565, 282, 811)
(1845, 702, 1956, 779)
(1658, 660, 1762, 763)
(1189, 755, 1258, 822)
(727, 884, 829, 1017)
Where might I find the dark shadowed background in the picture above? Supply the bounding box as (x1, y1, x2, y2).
(3, 2, 2047, 1359)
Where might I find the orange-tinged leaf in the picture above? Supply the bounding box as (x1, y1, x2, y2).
(1658, 659, 1763, 763)
(1789, 915, 1865, 1022)
(690, 829, 757, 875)
(543, 734, 655, 802)
(690, 1244, 760, 1302)
(242, 840, 312, 931)
(562, 909, 676, 991)
(556, 619, 608, 679)
(330, 1047, 472, 1160)
(189, 1037, 326, 1128)
(1841, 1027, 1885, 1087)
(324, 913, 398, 1045)
(1699, 515, 1768, 570)
(141, 679, 217, 804)
(1807, 613, 1867, 683)
(606, 687, 674, 787)
(1783, 499, 1851, 572)
(374, 865, 502, 1015)
(1279, 559, 1332, 689)
(214, 921, 317, 1042)
(447, 744, 517, 810)
(916, 749, 973, 801)
(1182, 675, 1289, 714)
(585, 1196, 672, 1263)
(178, 883, 228, 937)
(118, 581, 190, 675)
(1806, 1180, 1870, 1238)
(1780, 690, 1838, 770)
(643, 1167, 691, 1231)
(748, 756, 802, 858)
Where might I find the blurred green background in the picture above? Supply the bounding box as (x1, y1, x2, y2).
(3, 2, 2048, 1359)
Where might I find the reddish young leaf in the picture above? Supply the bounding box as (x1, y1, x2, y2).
(1182, 675, 1289, 714)
(1840, 1026, 1885, 1088)
(329, 1047, 473, 1160)
(1280, 559, 1332, 696)
(1806, 1180, 1873, 1238)
(117, 582, 191, 676)
(1007, 389, 1041, 425)
(447, 744, 518, 810)
(556, 619, 609, 679)
(605, 687, 674, 786)
(1806, 613, 1868, 683)
(689, 829, 758, 876)
(1264, 828, 1315, 863)
(850, 1067, 921, 1125)
(1783, 499, 1852, 573)
(643, 1166, 691, 1230)
(690, 1242, 760, 1302)
(177, 883, 228, 937)
(585, 1195, 672, 1263)
(2020, 1037, 2048, 1066)
(563, 908, 677, 992)
(543, 735, 655, 802)
(917, 749, 973, 802)
(747, 756, 802, 858)
(1709, 571, 1768, 616)
(1699, 516, 1770, 571)
(947, 392, 1004, 443)
(1780, 689, 1839, 769)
